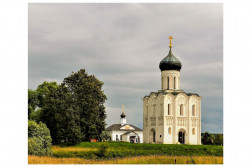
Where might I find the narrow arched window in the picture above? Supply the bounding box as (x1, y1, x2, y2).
(174, 77, 176, 89)
(168, 104, 170, 115)
(153, 104, 156, 116)
(161, 77, 163, 89)
(180, 104, 183, 116)
(192, 105, 195, 116)
(192, 128, 195, 135)
(160, 103, 163, 116)
(167, 77, 169, 89)
(168, 127, 171, 134)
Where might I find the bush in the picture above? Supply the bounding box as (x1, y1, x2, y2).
(100, 131, 111, 142)
(96, 142, 109, 157)
(28, 120, 52, 156)
(28, 137, 44, 155)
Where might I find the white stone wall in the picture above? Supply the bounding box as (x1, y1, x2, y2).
(110, 130, 143, 143)
(143, 92, 201, 145)
(110, 131, 126, 141)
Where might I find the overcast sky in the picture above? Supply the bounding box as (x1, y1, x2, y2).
(29, 3, 223, 133)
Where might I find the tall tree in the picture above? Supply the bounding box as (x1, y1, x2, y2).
(63, 69, 107, 141)
(28, 89, 38, 119)
(40, 84, 82, 144)
(36, 81, 58, 108)
(32, 69, 107, 144)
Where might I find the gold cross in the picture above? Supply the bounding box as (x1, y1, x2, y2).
(168, 36, 173, 47)
(122, 105, 124, 113)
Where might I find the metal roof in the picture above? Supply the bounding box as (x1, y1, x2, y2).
(105, 124, 143, 131)
(159, 47, 182, 71)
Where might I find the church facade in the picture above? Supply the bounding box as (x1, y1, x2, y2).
(143, 37, 201, 144)
(105, 106, 143, 143)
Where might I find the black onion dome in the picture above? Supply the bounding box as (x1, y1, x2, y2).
(159, 47, 182, 71)
(120, 112, 126, 118)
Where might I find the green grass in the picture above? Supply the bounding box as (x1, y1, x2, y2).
(53, 142, 223, 159)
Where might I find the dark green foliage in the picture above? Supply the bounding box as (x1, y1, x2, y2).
(202, 132, 213, 145)
(29, 108, 42, 122)
(40, 84, 82, 144)
(28, 82, 58, 121)
(63, 69, 107, 141)
(36, 81, 58, 108)
(53, 142, 223, 159)
(213, 134, 223, 145)
(28, 120, 52, 156)
(28, 89, 38, 119)
(201, 132, 223, 145)
(36, 69, 107, 144)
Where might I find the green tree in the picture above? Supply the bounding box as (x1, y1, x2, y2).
(40, 84, 82, 144)
(28, 89, 38, 119)
(63, 69, 107, 141)
(214, 134, 223, 145)
(202, 132, 214, 145)
(28, 120, 52, 156)
(36, 81, 58, 108)
(29, 82, 58, 121)
(29, 108, 42, 122)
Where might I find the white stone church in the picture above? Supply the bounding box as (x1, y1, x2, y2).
(105, 106, 143, 143)
(143, 36, 201, 145)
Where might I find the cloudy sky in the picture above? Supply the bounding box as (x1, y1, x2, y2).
(29, 3, 223, 133)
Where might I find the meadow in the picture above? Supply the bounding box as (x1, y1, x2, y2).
(28, 142, 223, 164)
(29, 155, 223, 164)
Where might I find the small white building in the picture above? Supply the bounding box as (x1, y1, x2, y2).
(105, 107, 143, 143)
(143, 37, 201, 145)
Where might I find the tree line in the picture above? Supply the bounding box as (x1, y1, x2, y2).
(201, 132, 223, 145)
(28, 69, 107, 145)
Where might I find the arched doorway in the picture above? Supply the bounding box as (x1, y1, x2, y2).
(149, 128, 156, 143)
(178, 129, 186, 144)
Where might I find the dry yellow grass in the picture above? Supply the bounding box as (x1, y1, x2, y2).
(28, 155, 223, 164)
(51, 145, 97, 153)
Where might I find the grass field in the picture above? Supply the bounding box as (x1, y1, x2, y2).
(28, 155, 223, 164)
(28, 142, 223, 164)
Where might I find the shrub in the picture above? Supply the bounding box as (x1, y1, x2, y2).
(28, 120, 52, 156)
(100, 131, 111, 142)
(96, 142, 109, 157)
(28, 137, 44, 155)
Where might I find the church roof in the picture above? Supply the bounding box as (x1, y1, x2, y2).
(159, 47, 182, 71)
(105, 124, 143, 131)
(121, 131, 139, 135)
(144, 91, 200, 98)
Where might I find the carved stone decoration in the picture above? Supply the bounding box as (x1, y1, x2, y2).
(166, 116, 173, 125)
(166, 96, 172, 103)
(191, 117, 198, 126)
(177, 117, 187, 126)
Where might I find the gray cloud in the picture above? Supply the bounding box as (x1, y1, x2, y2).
(29, 3, 223, 133)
